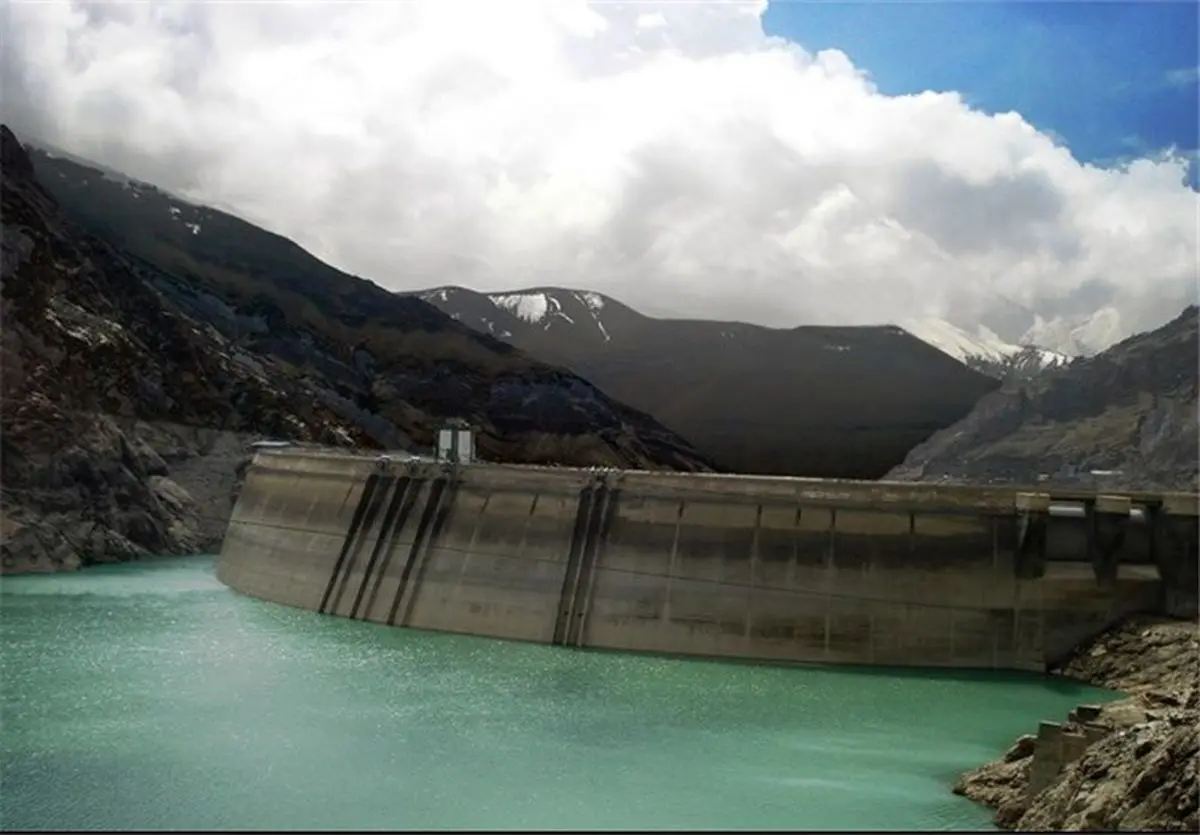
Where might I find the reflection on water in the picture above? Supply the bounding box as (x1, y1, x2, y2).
(0, 556, 1117, 831)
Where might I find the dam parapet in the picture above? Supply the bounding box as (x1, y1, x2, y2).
(217, 450, 1199, 671)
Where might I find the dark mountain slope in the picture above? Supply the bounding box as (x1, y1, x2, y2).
(25, 139, 712, 474)
(2, 126, 366, 571)
(887, 305, 1199, 490)
(2, 127, 712, 573)
(417, 286, 1002, 479)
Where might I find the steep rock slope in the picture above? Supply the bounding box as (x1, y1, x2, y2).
(416, 286, 1001, 479)
(25, 139, 712, 475)
(2, 128, 711, 573)
(1, 126, 366, 571)
(887, 306, 1199, 490)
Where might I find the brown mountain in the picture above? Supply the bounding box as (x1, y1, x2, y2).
(2, 127, 711, 572)
(887, 305, 1199, 491)
(415, 286, 1002, 479)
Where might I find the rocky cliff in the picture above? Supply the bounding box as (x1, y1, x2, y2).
(1, 125, 712, 573)
(887, 306, 1199, 491)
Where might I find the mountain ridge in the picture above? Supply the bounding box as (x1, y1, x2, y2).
(421, 285, 1073, 380)
(414, 285, 1002, 479)
(29, 140, 1149, 362)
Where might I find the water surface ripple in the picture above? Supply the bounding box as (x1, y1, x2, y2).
(0, 556, 1117, 831)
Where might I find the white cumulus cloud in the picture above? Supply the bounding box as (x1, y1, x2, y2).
(2, 0, 1196, 347)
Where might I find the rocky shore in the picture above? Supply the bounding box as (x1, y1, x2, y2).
(955, 616, 1199, 831)
(0, 416, 256, 573)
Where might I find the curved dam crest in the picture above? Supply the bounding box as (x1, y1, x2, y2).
(217, 451, 1198, 671)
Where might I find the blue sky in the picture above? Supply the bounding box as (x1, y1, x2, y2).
(763, 1, 1200, 186)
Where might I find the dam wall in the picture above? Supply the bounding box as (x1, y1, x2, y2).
(217, 451, 1199, 671)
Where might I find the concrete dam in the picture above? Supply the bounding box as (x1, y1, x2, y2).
(217, 450, 1199, 671)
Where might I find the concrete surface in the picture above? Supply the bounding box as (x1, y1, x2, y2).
(217, 451, 1199, 671)
(1028, 716, 1109, 799)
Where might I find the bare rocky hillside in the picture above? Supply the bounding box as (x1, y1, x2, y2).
(887, 306, 1199, 491)
(1, 126, 712, 573)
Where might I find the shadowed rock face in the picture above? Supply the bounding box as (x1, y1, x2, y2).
(1, 125, 712, 572)
(888, 306, 1199, 491)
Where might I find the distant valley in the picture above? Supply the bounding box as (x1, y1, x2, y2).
(415, 286, 1002, 478)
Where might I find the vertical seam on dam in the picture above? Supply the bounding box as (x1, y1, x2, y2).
(386, 477, 449, 627)
(318, 472, 382, 615)
(397, 476, 459, 628)
(450, 495, 490, 599)
(745, 503, 764, 639)
(568, 485, 620, 648)
(348, 475, 413, 620)
(1016, 510, 1049, 580)
(554, 483, 598, 647)
(563, 480, 612, 647)
(328, 474, 396, 616)
(661, 499, 686, 624)
(358, 475, 424, 622)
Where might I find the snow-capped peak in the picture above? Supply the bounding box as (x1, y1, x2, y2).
(900, 317, 1021, 363)
(415, 287, 616, 343)
(899, 317, 1070, 374)
(1019, 307, 1122, 357)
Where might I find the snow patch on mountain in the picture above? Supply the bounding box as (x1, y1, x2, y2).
(578, 291, 605, 313)
(488, 290, 612, 341)
(36, 141, 215, 236)
(900, 317, 1021, 363)
(1020, 307, 1122, 356)
(548, 296, 575, 325)
(423, 285, 1077, 373)
(491, 292, 549, 324)
(899, 317, 1070, 374)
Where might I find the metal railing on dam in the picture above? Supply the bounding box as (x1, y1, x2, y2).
(216, 450, 1199, 671)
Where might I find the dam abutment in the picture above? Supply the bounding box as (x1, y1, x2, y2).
(217, 451, 1199, 671)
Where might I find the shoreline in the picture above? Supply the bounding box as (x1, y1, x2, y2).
(954, 616, 1199, 831)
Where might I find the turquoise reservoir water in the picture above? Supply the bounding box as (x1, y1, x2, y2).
(1, 556, 1117, 831)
